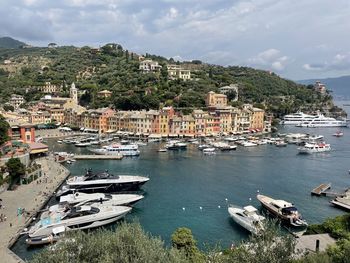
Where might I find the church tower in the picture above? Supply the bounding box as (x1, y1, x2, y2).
(70, 82, 78, 104)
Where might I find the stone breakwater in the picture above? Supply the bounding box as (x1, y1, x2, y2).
(0, 156, 70, 263)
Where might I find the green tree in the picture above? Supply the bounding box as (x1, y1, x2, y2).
(6, 157, 25, 187)
(0, 114, 9, 145)
(3, 104, 14, 111)
(171, 227, 204, 263)
(219, 221, 296, 263)
(31, 222, 190, 263)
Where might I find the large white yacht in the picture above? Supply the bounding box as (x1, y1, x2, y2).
(280, 112, 316, 125)
(56, 170, 149, 197)
(228, 205, 265, 235)
(296, 114, 348, 128)
(26, 204, 131, 245)
(89, 143, 140, 156)
(59, 192, 144, 206)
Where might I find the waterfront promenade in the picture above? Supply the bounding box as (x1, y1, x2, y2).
(0, 156, 70, 262)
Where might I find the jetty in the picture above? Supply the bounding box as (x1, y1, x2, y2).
(74, 154, 123, 160)
(311, 183, 332, 196)
(0, 156, 70, 263)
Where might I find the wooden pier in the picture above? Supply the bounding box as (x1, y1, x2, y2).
(311, 183, 331, 196)
(74, 154, 123, 160)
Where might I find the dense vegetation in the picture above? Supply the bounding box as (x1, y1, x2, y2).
(6, 157, 25, 188)
(31, 218, 350, 263)
(297, 214, 350, 263)
(0, 43, 340, 117)
(0, 114, 9, 146)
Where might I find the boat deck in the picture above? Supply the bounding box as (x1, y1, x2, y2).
(74, 155, 123, 160)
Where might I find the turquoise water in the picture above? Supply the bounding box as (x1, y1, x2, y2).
(11, 124, 350, 260)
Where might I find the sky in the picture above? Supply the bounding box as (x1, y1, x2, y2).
(1, 0, 350, 80)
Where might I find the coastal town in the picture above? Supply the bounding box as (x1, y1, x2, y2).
(0, 1, 350, 260)
(2, 82, 269, 137)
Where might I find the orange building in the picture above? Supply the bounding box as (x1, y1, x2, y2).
(8, 123, 35, 143)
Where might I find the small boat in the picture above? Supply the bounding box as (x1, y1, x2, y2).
(333, 131, 344, 137)
(198, 144, 211, 150)
(242, 141, 258, 147)
(257, 194, 307, 227)
(203, 148, 216, 155)
(158, 148, 167, 152)
(228, 205, 265, 234)
(275, 141, 287, 147)
(57, 140, 63, 144)
(75, 142, 91, 147)
(298, 142, 331, 154)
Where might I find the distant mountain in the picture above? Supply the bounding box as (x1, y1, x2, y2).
(298, 75, 350, 99)
(0, 37, 26, 49)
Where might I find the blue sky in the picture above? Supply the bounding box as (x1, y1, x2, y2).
(1, 0, 350, 80)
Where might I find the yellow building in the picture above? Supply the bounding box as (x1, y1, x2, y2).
(251, 107, 265, 130)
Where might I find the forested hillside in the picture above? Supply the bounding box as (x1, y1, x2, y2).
(0, 43, 340, 116)
(0, 37, 26, 49)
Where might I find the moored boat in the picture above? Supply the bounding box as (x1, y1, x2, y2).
(257, 194, 307, 227)
(228, 205, 265, 235)
(333, 131, 344, 137)
(298, 142, 331, 154)
(56, 169, 149, 197)
(26, 204, 131, 246)
(89, 144, 140, 156)
(59, 192, 144, 206)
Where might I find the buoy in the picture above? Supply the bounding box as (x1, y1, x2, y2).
(257, 189, 260, 193)
(199, 206, 203, 210)
(182, 207, 185, 211)
(225, 198, 228, 201)
(249, 198, 252, 201)
(218, 205, 221, 208)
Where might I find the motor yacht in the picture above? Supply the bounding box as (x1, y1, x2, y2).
(257, 194, 307, 227)
(296, 114, 348, 127)
(298, 142, 331, 154)
(59, 192, 144, 206)
(228, 205, 265, 235)
(26, 204, 131, 246)
(56, 169, 149, 197)
(89, 144, 140, 156)
(280, 112, 316, 125)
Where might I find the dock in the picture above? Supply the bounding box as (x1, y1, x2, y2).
(311, 183, 331, 196)
(74, 154, 123, 160)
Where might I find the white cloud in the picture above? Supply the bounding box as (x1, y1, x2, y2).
(1, 0, 350, 79)
(248, 49, 289, 71)
(303, 52, 350, 72)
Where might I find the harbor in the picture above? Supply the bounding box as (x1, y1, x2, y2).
(9, 123, 350, 261)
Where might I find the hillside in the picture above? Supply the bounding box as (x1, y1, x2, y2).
(298, 75, 350, 99)
(0, 44, 341, 117)
(0, 37, 26, 49)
